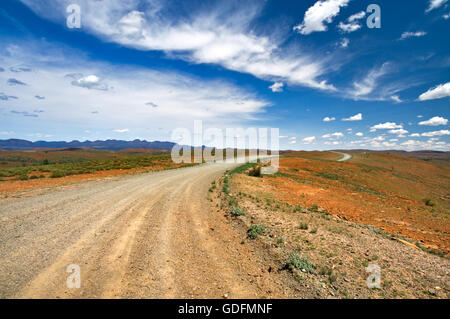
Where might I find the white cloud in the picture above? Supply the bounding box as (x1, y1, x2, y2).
(390, 95, 402, 103)
(288, 136, 297, 144)
(426, 0, 448, 12)
(338, 11, 365, 33)
(410, 133, 420, 137)
(401, 139, 450, 151)
(269, 82, 284, 93)
(372, 136, 385, 141)
(0, 41, 270, 140)
(350, 63, 390, 99)
(342, 113, 362, 121)
(302, 136, 316, 144)
(325, 141, 341, 145)
(288, 138, 297, 145)
(382, 141, 397, 148)
(348, 11, 366, 22)
(418, 82, 450, 101)
(388, 129, 408, 137)
(68, 74, 109, 91)
(417, 115, 423, 118)
(338, 21, 361, 33)
(113, 129, 129, 133)
(20, 0, 335, 92)
(400, 31, 427, 40)
(421, 130, 450, 137)
(370, 122, 403, 132)
(323, 116, 336, 122)
(401, 140, 421, 147)
(355, 132, 363, 136)
(117, 10, 146, 38)
(293, 0, 350, 35)
(340, 38, 350, 48)
(322, 132, 343, 138)
(419, 116, 448, 126)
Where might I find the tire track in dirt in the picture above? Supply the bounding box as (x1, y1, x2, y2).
(0, 162, 293, 298)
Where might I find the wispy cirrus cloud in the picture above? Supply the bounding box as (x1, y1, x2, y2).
(344, 62, 413, 101)
(10, 66, 32, 72)
(426, 0, 448, 12)
(7, 78, 27, 86)
(113, 129, 129, 133)
(400, 31, 427, 40)
(348, 63, 389, 100)
(145, 102, 158, 108)
(10, 110, 38, 117)
(20, 0, 336, 92)
(390, 95, 403, 103)
(0, 93, 19, 101)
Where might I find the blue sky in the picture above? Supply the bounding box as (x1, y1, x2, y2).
(0, 0, 449, 150)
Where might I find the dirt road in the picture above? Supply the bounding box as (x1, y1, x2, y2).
(0, 162, 294, 299)
(333, 152, 352, 162)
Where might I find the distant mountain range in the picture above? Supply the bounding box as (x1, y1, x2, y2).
(0, 139, 177, 151)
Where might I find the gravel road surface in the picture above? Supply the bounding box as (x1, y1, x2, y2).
(0, 162, 293, 298)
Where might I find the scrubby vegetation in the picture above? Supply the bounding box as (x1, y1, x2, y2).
(285, 253, 315, 274)
(231, 206, 246, 217)
(215, 152, 450, 299)
(0, 149, 194, 181)
(247, 224, 266, 239)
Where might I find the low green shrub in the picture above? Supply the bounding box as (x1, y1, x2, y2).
(422, 198, 435, 207)
(299, 222, 309, 230)
(231, 207, 246, 217)
(50, 170, 67, 178)
(285, 253, 315, 274)
(248, 224, 266, 239)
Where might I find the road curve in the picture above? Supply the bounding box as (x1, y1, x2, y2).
(333, 151, 352, 162)
(0, 162, 292, 299)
